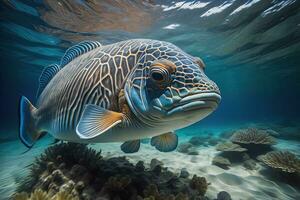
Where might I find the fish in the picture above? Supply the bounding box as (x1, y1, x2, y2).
(19, 39, 221, 153)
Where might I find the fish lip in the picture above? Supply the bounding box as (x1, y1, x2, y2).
(165, 92, 221, 116)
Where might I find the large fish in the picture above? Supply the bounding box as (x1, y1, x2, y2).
(19, 39, 221, 153)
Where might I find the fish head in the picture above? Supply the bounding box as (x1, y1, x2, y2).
(125, 45, 221, 130)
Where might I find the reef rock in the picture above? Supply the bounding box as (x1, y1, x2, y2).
(216, 142, 247, 152)
(216, 191, 232, 200)
(177, 142, 193, 153)
(212, 156, 231, 169)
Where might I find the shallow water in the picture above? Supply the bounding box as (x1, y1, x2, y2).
(0, 1, 300, 200)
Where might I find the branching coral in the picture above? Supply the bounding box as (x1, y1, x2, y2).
(230, 128, 276, 145)
(189, 175, 210, 196)
(15, 142, 213, 200)
(259, 151, 300, 173)
(13, 190, 78, 200)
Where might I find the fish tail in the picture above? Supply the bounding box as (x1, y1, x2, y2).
(19, 96, 42, 148)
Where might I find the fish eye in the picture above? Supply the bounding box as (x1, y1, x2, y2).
(149, 59, 176, 85)
(151, 71, 164, 82)
(149, 67, 170, 84)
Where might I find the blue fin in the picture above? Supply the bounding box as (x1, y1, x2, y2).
(121, 140, 140, 153)
(36, 64, 61, 98)
(76, 104, 123, 139)
(19, 96, 40, 148)
(60, 41, 102, 67)
(151, 132, 178, 152)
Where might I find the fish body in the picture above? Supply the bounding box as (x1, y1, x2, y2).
(19, 39, 221, 152)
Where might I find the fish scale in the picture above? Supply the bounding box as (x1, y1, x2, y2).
(19, 39, 220, 153)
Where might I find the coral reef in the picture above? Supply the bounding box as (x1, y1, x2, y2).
(215, 142, 247, 152)
(212, 156, 231, 170)
(212, 127, 278, 170)
(230, 128, 276, 145)
(13, 189, 78, 200)
(14, 142, 215, 200)
(259, 151, 300, 173)
(189, 175, 210, 196)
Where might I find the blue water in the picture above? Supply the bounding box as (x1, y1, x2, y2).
(0, 1, 300, 199)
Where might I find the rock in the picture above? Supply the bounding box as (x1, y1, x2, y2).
(243, 159, 257, 170)
(189, 136, 206, 146)
(217, 191, 232, 200)
(242, 153, 250, 161)
(180, 168, 189, 178)
(177, 142, 193, 153)
(187, 147, 199, 155)
(208, 138, 219, 146)
(212, 156, 231, 169)
(150, 158, 163, 170)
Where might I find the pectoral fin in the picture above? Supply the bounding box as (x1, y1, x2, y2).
(121, 140, 140, 153)
(151, 132, 178, 152)
(76, 104, 123, 139)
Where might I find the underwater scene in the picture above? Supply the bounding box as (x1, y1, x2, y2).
(0, 0, 300, 199)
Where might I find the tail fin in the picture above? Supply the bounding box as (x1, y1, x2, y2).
(19, 96, 40, 148)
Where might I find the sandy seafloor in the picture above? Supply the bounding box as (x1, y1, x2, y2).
(0, 126, 299, 200)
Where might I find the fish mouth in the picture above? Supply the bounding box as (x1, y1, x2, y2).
(166, 92, 221, 116)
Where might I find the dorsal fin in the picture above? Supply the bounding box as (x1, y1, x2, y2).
(36, 64, 61, 98)
(60, 41, 102, 67)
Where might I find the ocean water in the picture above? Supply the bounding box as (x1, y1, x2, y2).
(0, 1, 300, 200)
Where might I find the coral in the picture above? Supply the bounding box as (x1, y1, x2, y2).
(12, 192, 28, 200)
(13, 190, 78, 200)
(150, 158, 163, 171)
(212, 156, 231, 169)
(189, 175, 210, 196)
(216, 142, 247, 152)
(259, 151, 300, 173)
(15, 142, 213, 200)
(177, 142, 193, 153)
(230, 128, 276, 145)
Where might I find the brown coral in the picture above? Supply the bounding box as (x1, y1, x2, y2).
(189, 175, 210, 196)
(216, 142, 247, 152)
(13, 189, 78, 200)
(259, 151, 300, 173)
(230, 128, 276, 145)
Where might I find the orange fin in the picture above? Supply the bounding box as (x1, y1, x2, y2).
(76, 104, 123, 139)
